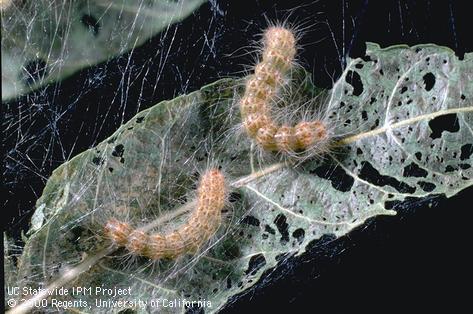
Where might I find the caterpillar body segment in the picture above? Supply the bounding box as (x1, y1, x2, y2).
(294, 120, 328, 150)
(126, 230, 149, 256)
(256, 122, 279, 151)
(103, 169, 226, 260)
(103, 218, 132, 247)
(274, 125, 297, 153)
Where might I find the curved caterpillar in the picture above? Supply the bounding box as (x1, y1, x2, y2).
(103, 169, 226, 260)
(240, 26, 328, 154)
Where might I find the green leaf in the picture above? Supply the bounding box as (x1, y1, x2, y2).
(1, 0, 206, 100)
(11, 43, 473, 313)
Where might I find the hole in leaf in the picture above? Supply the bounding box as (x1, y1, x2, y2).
(81, 14, 100, 36)
(445, 165, 456, 173)
(241, 215, 260, 227)
(403, 162, 428, 178)
(66, 226, 84, 245)
(112, 144, 125, 158)
(418, 181, 436, 192)
(292, 228, 305, 244)
(423, 72, 435, 91)
(460, 144, 473, 160)
(229, 191, 242, 203)
(92, 156, 104, 166)
(370, 118, 380, 130)
(310, 163, 354, 192)
(429, 114, 459, 139)
(245, 254, 266, 276)
(264, 225, 275, 235)
(359, 161, 416, 193)
(345, 70, 364, 96)
(273, 214, 289, 244)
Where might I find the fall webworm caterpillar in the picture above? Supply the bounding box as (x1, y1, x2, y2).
(103, 169, 227, 260)
(240, 25, 331, 157)
(0, 0, 12, 11)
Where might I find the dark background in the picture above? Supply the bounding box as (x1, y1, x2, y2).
(2, 0, 472, 312)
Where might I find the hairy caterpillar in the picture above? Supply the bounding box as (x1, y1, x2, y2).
(103, 169, 227, 259)
(0, 0, 12, 11)
(240, 25, 329, 155)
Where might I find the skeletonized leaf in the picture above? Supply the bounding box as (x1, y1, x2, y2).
(11, 43, 473, 313)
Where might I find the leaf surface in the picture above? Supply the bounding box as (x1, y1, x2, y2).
(1, 0, 206, 100)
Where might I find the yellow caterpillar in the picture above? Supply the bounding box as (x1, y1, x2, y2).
(103, 169, 226, 259)
(240, 26, 328, 153)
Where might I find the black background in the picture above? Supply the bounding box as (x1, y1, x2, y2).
(2, 0, 472, 312)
